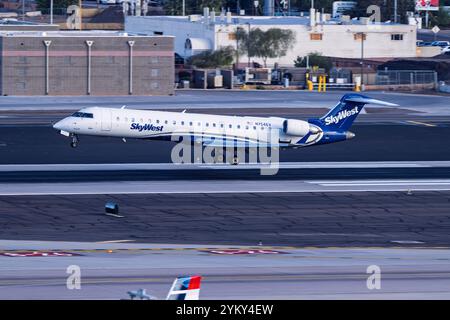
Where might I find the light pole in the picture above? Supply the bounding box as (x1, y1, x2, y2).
(246, 22, 251, 68)
(50, 0, 53, 24)
(359, 32, 365, 86)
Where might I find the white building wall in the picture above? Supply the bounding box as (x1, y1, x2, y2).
(126, 16, 417, 66)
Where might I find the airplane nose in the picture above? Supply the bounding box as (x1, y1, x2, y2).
(53, 120, 64, 131)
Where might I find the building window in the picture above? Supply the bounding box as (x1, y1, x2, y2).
(354, 33, 366, 41)
(151, 69, 159, 77)
(154, 31, 163, 35)
(391, 34, 404, 41)
(228, 33, 237, 40)
(151, 82, 159, 89)
(310, 33, 323, 40)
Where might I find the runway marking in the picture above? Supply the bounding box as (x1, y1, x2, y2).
(1, 161, 450, 172)
(391, 240, 425, 244)
(0, 246, 448, 255)
(95, 240, 135, 244)
(407, 120, 437, 127)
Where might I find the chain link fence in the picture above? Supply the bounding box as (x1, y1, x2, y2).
(376, 70, 438, 86)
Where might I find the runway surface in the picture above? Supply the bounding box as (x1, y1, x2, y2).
(1, 191, 449, 246)
(1, 124, 450, 165)
(1, 91, 450, 299)
(0, 90, 449, 113)
(1, 240, 450, 299)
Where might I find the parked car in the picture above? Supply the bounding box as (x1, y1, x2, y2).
(442, 46, 450, 54)
(417, 41, 432, 47)
(431, 41, 450, 48)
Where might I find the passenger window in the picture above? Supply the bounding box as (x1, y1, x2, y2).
(229, 124, 232, 128)
(181, 121, 185, 125)
(205, 123, 209, 127)
(173, 120, 176, 125)
(246, 126, 249, 130)
(237, 125, 241, 129)
(213, 123, 216, 127)
(220, 124, 224, 128)
(189, 122, 193, 126)
(165, 120, 168, 124)
(116, 117, 120, 121)
(197, 122, 201, 126)
(253, 126, 256, 130)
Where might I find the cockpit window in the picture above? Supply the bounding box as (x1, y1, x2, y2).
(72, 112, 94, 118)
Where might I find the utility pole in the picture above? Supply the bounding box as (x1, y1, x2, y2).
(79, 0, 82, 30)
(360, 32, 365, 86)
(22, 0, 25, 21)
(394, 0, 398, 23)
(246, 22, 251, 68)
(50, 0, 53, 24)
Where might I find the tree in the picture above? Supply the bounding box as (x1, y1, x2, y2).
(163, 0, 225, 15)
(236, 28, 296, 67)
(294, 52, 332, 72)
(430, 7, 450, 28)
(36, 0, 78, 13)
(188, 46, 235, 68)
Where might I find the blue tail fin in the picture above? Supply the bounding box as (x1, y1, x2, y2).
(309, 93, 398, 132)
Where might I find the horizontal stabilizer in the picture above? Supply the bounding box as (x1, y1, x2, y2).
(343, 96, 399, 107)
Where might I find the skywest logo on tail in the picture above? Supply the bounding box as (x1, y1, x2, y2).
(324, 106, 359, 126)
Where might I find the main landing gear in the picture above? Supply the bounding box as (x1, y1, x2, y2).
(70, 134, 79, 148)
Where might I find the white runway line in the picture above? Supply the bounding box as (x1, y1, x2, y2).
(1, 161, 450, 172)
(1, 179, 450, 195)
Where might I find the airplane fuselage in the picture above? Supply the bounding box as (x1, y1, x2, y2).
(54, 107, 327, 148)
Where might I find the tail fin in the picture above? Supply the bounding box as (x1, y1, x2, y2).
(166, 275, 202, 300)
(310, 94, 398, 132)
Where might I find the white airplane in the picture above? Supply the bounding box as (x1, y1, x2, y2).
(53, 94, 397, 164)
(127, 275, 202, 300)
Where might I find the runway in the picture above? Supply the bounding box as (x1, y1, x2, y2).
(1, 191, 449, 246)
(1, 91, 449, 300)
(1, 124, 450, 165)
(1, 240, 450, 299)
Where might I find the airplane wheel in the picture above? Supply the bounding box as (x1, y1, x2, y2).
(231, 156, 239, 165)
(70, 141, 78, 148)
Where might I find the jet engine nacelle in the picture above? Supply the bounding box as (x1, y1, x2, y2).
(283, 119, 319, 137)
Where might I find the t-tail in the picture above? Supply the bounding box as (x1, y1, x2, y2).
(309, 93, 398, 143)
(166, 275, 202, 300)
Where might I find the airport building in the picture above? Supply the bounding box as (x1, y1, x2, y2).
(125, 11, 418, 66)
(0, 31, 174, 96)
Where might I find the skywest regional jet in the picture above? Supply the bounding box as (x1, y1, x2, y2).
(53, 94, 397, 164)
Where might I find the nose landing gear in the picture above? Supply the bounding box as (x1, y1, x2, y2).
(70, 134, 79, 148)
